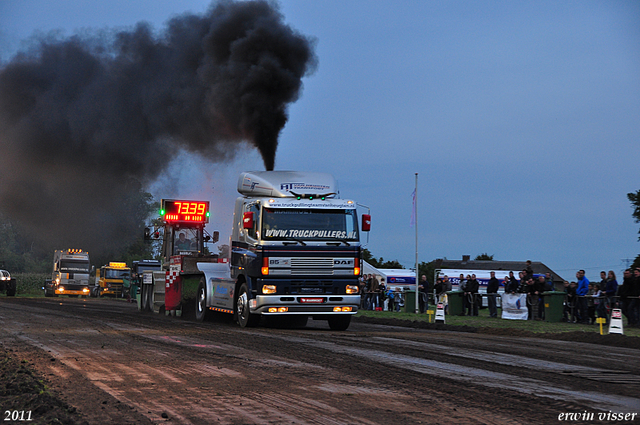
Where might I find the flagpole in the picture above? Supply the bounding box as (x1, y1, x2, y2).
(414, 172, 419, 314)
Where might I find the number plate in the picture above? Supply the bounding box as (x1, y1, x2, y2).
(300, 297, 325, 303)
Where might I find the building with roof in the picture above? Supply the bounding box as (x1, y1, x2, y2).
(434, 255, 566, 288)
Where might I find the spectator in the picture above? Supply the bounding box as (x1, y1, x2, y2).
(545, 272, 555, 291)
(464, 274, 479, 316)
(418, 275, 429, 313)
(396, 288, 405, 312)
(486, 271, 500, 318)
(599, 271, 607, 292)
(587, 283, 600, 325)
(441, 275, 452, 294)
(522, 278, 538, 320)
(561, 281, 572, 322)
(575, 270, 590, 324)
(378, 279, 386, 311)
(436, 276, 452, 313)
(459, 274, 467, 292)
(386, 286, 395, 311)
(618, 269, 632, 324)
(524, 260, 534, 282)
(369, 274, 380, 310)
(536, 275, 547, 319)
(507, 271, 519, 294)
(434, 278, 443, 297)
(597, 270, 618, 323)
(359, 275, 367, 309)
(564, 281, 580, 323)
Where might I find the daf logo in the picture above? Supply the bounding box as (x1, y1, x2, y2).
(334, 260, 352, 265)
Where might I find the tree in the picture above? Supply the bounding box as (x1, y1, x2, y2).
(362, 249, 404, 269)
(628, 190, 640, 269)
(418, 261, 436, 283)
(474, 253, 494, 261)
(628, 190, 640, 240)
(0, 184, 158, 273)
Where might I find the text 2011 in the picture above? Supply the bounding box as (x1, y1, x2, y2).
(4, 411, 32, 422)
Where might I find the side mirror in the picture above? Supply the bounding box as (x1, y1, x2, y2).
(243, 212, 254, 229)
(213, 231, 220, 243)
(362, 214, 371, 232)
(144, 227, 150, 240)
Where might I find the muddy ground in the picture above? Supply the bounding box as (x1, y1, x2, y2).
(1, 297, 638, 425)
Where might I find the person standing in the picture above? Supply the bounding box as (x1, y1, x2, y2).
(545, 273, 555, 291)
(597, 270, 618, 322)
(522, 278, 540, 320)
(386, 286, 395, 312)
(599, 271, 607, 292)
(486, 271, 500, 318)
(458, 274, 467, 292)
(524, 260, 534, 282)
(465, 274, 480, 316)
(418, 275, 429, 313)
(369, 274, 380, 311)
(576, 270, 590, 324)
(536, 275, 547, 319)
(507, 271, 519, 294)
(618, 269, 633, 324)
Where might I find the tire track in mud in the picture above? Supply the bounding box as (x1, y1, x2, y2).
(1, 297, 638, 424)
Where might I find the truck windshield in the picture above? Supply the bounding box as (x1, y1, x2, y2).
(59, 260, 90, 273)
(262, 208, 359, 241)
(104, 269, 130, 279)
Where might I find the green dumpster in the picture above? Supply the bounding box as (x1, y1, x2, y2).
(447, 291, 464, 316)
(404, 290, 417, 313)
(543, 291, 565, 322)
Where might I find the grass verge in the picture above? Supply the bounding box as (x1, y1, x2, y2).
(355, 307, 640, 337)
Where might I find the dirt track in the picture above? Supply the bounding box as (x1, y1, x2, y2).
(0, 297, 638, 424)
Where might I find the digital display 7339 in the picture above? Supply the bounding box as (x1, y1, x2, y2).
(161, 199, 210, 223)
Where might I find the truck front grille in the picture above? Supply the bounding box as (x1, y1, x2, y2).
(290, 258, 334, 268)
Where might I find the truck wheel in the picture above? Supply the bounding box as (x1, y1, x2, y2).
(141, 285, 149, 311)
(195, 278, 210, 322)
(235, 282, 259, 328)
(138, 285, 146, 311)
(6, 279, 16, 297)
(145, 284, 154, 312)
(328, 315, 351, 331)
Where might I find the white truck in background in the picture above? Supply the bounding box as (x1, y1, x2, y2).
(44, 249, 92, 297)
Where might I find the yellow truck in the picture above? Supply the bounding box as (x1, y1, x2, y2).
(93, 262, 131, 297)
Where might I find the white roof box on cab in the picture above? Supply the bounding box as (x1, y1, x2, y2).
(238, 171, 339, 198)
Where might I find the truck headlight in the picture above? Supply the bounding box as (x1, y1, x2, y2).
(346, 285, 359, 294)
(262, 285, 277, 294)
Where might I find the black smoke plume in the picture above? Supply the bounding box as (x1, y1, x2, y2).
(0, 0, 316, 254)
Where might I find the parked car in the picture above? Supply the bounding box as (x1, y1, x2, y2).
(0, 270, 16, 296)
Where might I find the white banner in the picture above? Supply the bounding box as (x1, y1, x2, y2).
(501, 293, 528, 320)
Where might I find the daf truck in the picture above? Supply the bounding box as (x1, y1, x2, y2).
(142, 171, 370, 330)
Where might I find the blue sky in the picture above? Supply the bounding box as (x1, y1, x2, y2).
(1, 0, 639, 281)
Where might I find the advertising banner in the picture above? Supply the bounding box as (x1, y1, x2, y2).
(501, 293, 528, 320)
